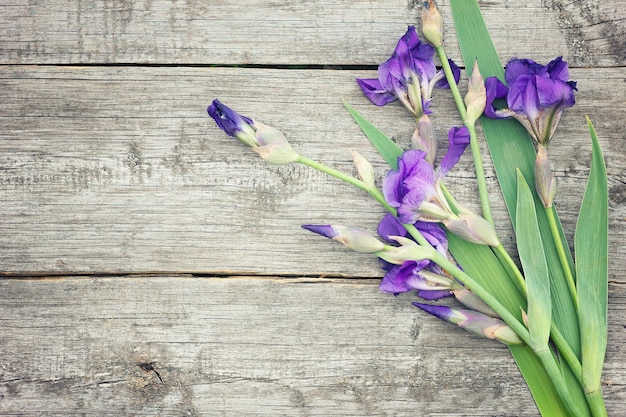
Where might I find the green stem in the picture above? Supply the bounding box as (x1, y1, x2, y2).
(436, 46, 493, 226)
(534, 349, 589, 417)
(431, 251, 529, 342)
(466, 124, 494, 225)
(550, 324, 582, 383)
(436, 46, 466, 120)
(296, 156, 432, 248)
(492, 244, 526, 295)
(585, 389, 608, 417)
(545, 206, 578, 309)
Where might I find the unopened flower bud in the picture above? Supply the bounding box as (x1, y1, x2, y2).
(534, 144, 556, 208)
(421, 0, 443, 48)
(444, 211, 500, 247)
(208, 99, 258, 147)
(301, 224, 385, 253)
(376, 236, 435, 265)
(351, 150, 375, 188)
(453, 288, 499, 318)
(251, 122, 300, 165)
(411, 114, 437, 166)
(464, 61, 486, 125)
(414, 303, 523, 345)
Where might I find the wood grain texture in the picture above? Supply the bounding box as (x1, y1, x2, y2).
(1, 0, 625, 415)
(0, 0, 623, 67)
(1, 66, 624, 278)
(0, 276, 624, 416)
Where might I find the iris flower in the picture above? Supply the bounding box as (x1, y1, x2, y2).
(377, 213, 456, 298)
(382, 126, 499, 246)
(356, 26, 460, 117)
(484, 56, 577, 146)
(208, 99, 299, 165)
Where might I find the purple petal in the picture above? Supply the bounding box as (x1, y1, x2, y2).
(439, 126, 470, 176)
(544, 56, 569, 82)
(379, 260, 431, 293)
(535, 76, 576, 109)
(356, 78, 397, 106)
(301, 224, 338, 239)
(377, 213, 408, 241)
(417, 289, 453, 300)
(415, 221, 448, 253)
(397, 186, 431, 224)
(504, 58, 541, 85)
(412, 302, 454, 321)
(382, 149, 429, 207)
(382, 169, 404, 208)
(484, 77, 509, 118)
(207, 99, 253, 137)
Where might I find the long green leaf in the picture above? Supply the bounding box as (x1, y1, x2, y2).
(343, 96, 571, 417)
(450, 2, 594, 415)
(342, 99, 402, 169)
(450, 0, 580, 360)
(576, 119, 608, 403)
(516, 170, 551, 351)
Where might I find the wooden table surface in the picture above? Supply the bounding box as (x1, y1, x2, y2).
(1, 1, 625, 415)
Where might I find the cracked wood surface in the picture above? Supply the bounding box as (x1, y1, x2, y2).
(0, 0, 625, 416)
(0, 277, 625, 416)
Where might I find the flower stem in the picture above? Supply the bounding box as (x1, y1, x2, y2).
(435, 250, 588, 416)
(296, 155, 432, 248)
(492, 244, 527, 295)
(435, 46, 466, 120)
(545, 205, 578, 309)
(431, 251, 529, 342)
(435, 46, 493, 226)
(585, 389, 608, 417)
(550, 324, 582, 383)
(467, 124, 494, 225)
(534, 348, 589, 417)
(296, 155, 393, 208)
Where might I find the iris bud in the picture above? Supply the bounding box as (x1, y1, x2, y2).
(464, 61, 486, 125)
(252, 122, 300, 165)
(302, 224, 385, 253)
(444, 211, 500, 247)
(414, 303, 523, 345)
(421, 0, 443, 48)
(534, 144, 556, 208)
(350, 150, 376, 189)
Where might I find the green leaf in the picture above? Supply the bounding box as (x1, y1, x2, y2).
(450, 1, 585, 415)
(342, 99, 402, 169)
(576, 118, 608, 395)
(515, 169, 551, 351)
(450, 1, 580, 362)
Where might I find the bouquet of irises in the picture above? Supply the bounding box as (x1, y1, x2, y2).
(207, 1, 608, 415)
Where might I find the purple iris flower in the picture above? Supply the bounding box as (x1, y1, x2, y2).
(484, 57, 577, 145)
(381, 127, 499, 246)
(376, 213, 454, 298)
(383, 126, 470, 225)
(356, 26, 460, 117)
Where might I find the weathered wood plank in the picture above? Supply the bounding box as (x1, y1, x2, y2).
(1, 66, 624, 278)
(0, 276, 624, 416)
(0, 0, 623, 67)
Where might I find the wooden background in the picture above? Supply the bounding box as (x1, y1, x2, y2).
(1, 0, 624, 415)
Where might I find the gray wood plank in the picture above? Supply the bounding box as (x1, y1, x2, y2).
(0, 276, 624, 416)
(1, 66, 624, 278)
(0, 0, 623, 67)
